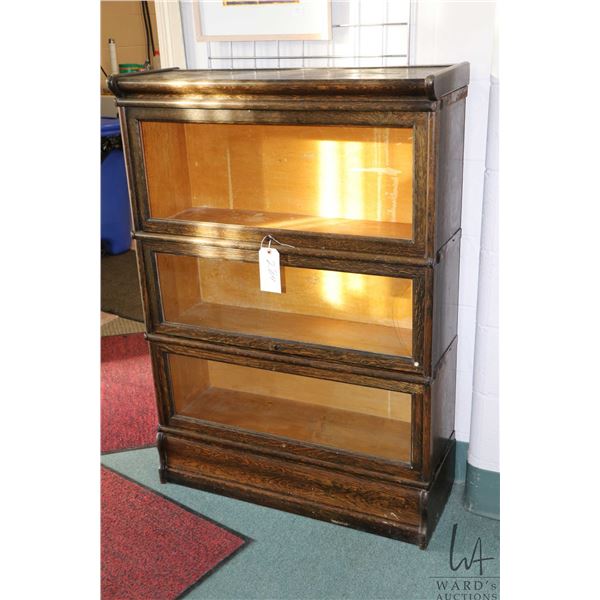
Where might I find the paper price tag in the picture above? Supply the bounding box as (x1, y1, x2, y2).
(259, 247, 282, 294)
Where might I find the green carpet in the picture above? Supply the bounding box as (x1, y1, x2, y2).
(101, 250, 144, 322)
(102, 448, 500, 599)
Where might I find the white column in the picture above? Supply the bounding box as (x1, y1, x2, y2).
(467, 23, 499, 475)
(155, 0, 188, 68)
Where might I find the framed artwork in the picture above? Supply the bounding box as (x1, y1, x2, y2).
(193, 0, 331, 42)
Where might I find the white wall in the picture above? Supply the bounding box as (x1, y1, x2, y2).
(177, 0, 497, 448)
(181, 0, 411, 69)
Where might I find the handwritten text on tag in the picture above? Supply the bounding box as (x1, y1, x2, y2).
(258, 247, 281, 293)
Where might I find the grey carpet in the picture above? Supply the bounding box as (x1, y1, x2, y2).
(101, 250, 144, 322)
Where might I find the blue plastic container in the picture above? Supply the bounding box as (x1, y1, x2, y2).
(101, 117, 131, 255)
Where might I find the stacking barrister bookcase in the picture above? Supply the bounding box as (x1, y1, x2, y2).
(109, 63, 469, 549)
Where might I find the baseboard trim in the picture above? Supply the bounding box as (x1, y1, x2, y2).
(464, 462, 500, 520)
(455, 440, 468, 482)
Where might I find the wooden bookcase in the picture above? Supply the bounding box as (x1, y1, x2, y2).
(110, 64, 469, 548)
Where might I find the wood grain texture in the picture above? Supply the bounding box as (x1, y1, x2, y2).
(148, 335, 453, 484)
(140, 237, 427, 376)
(421, 439, 456, 548)
(109, 64, 470, 103)
(168, 353, 412, 421)
(168, 207, 413, 239)
(156, 251, 413, 359)
(149, 339, 424, 482)
(175, 303, 413, 359)
(434, 96, 467, 251)
(429, 339, 458, 481)
(178, 387, 411, 463)
(125, 106, 434, 260)
(159, 430, 456, 547)
(156, 431, 168, 483)
(146, 326, 428, 386)
(117, 66, 468, 547)
(432, 232, 461, 370)
(160, 254, 414, 328)
(164, 432, 422, 525)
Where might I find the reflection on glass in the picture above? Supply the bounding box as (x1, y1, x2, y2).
(141, 122, 414, 239)
(157, 253, 413, 358)
(168, 354, 412, 463)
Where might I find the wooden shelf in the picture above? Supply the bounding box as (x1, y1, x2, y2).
(179, 386, 412, 463)
(177, 302, 412, 358)
(169, 207, 413, 240)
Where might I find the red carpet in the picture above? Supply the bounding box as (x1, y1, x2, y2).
(102, 467, 246, 599)
(101, 333, 158, 453)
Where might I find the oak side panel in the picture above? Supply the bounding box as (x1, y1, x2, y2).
(430, 338, 457, 477)
(432, 232, 461, 370)
(421, 439, 456, 548)
(435, 95, 466, 252)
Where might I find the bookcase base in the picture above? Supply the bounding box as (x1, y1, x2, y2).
(158, 430, 455, 549)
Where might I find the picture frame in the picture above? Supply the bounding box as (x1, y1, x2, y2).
(193, 0, 331, 42)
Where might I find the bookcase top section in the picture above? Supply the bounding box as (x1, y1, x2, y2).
(108, 63, 469, 103)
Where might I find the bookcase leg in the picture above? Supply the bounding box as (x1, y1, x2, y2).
(157, 431, 168, 484)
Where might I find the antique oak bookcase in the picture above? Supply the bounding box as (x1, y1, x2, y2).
(110, 64, 469, 548)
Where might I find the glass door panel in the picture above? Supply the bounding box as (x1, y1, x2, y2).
(156, 253, 413, 359)
(141, 122, 414, 240)
(168, 353, 412, 463)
